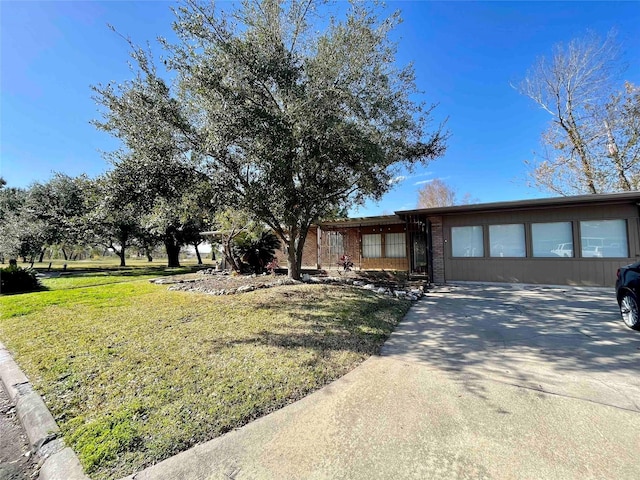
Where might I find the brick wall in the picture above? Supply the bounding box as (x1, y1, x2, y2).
(319, 223, 414, 272)
(318, 227, 360, 270)
(272, 227, 319, 269)
(343, 228, 361, 269)
(428, 216, 445, 284)
(301, 226, 319, 268)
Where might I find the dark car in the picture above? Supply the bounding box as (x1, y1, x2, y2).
(616, 262, 640, 330)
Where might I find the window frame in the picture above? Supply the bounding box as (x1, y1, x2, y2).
(579, 219, 629, 258)
(385, 232, 407, 258)
(531, 221, 574, 258)
(362, 233, 382, 258)
(451, 225, 485, 258)
(488, 223, 526, 258)
(326, 231, 345, 257)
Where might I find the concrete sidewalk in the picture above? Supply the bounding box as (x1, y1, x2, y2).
(126, 284, 640, 480)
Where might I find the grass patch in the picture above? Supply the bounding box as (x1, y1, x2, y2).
(20, 257, 213, 272)
(39, 267, 199, 291)
(0, 272, 410, 479)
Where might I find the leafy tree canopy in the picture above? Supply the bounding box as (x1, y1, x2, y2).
(94, 0, 447, 278)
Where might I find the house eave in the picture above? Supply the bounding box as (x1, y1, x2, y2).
(395, 191, 640, 218)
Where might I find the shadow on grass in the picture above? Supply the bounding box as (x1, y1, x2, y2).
(0, 285, 50, 296)
(39, 265, 205, 277)
(203, 288, 409, 356)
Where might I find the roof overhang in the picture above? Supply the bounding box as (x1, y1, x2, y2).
(395, 191, 640, 218)
(319, 215, 403, 228)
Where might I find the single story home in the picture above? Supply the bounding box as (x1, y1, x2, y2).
(284, 191, 640, 287)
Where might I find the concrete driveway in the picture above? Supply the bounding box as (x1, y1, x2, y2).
(127, 284, 640, 480)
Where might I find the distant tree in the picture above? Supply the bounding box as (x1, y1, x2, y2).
(516, 30, 639, 194)
(26, 173, 92, 260)
(178, 181, 218, 265)
(0, 183, 26, 222)
(83, 174, 142, 267)
(16, 219, 48, 264)
(0, 214, 23, 263)
(0, 183, 47, 264)
(92, 44, 214, 267)
(417, 179, 476, 208)
(417, 179, 456, 208)
(95, 0, 447, 279)
(136, 230, 160, 262)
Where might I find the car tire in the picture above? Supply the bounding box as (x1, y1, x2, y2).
(619, 292, 640, 330)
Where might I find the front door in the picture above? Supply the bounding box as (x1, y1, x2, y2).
(411, 232, 428, 274)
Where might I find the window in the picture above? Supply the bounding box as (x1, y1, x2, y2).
(489, 224, 525, 257)
(326, 231, 344, 257)
(580, 220, 628, 258)
(451, 226, 484, 257)
(532, 222, 573, 257)
(362, 234, 382, 258)
(385, 233, 406, 258)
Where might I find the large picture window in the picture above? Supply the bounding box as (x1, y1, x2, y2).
(580, 220, 628, 258)
(362, 234, 382, 258)
(451, 226, 484, 257)
(385, 233, 406, 258)
(326, 231, 344, 257)
(489, 224, 525, 257)
(532, 222, 573, 258)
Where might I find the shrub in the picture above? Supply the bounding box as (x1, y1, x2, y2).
(0, 264, 42, 294)
(338, 254, 354, 272)
(235, 231, 282, 274)
(265, 258, 279, 275)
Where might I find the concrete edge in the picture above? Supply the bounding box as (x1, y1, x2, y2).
(39, 446, 89, 480)
(0, 341, 89, 480)
(444, 280, 614, 294)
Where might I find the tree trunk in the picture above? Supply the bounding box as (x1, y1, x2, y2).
(118, 250, 126, 267)
(61, 248, 68, 260)
(117, 233, 129, 267)
(38, 249, 45, 263)
(140, 239, 153, 262)
(560, 115, 597, 194)
(194, 244, 203, 265)
(165, 240, 181, 268)
(223, 237, 240, 272)
(286, 230, 308, 280)
(287, 242, 300, 279)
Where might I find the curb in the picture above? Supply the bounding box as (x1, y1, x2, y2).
(0, 341, 89, 480)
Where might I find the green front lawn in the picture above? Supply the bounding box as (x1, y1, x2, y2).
(0, 274, 410, 479)
(38, 267, 199, 291)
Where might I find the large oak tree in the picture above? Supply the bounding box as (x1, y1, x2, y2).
(95, 0, 447, 278)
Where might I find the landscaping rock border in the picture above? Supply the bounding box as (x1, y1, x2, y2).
(166, 276, 301, 295)
(159, 272, 426, 301)
(307, 276, 425, 301)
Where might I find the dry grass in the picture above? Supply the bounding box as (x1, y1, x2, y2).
(0, 272, 410, 479)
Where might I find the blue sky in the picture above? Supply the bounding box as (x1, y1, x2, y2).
(1, 1, 639, 217)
